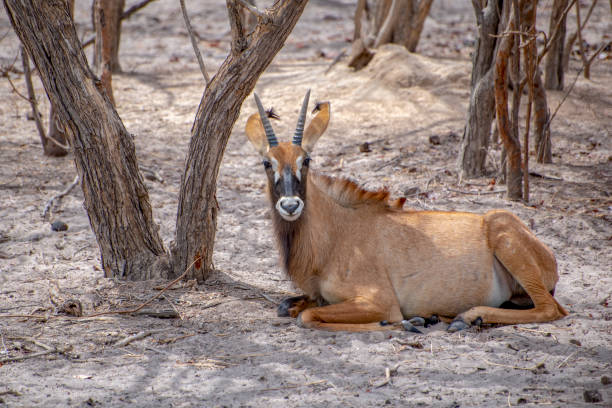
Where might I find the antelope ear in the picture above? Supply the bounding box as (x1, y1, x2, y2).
(302, 101, 330, 153)
(245, 113, 268, 155)
(245, 108, 280, 155)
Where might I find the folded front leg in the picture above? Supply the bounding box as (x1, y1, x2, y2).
(296, 297, 404, 332)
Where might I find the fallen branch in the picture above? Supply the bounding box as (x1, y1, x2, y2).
(82, 258, 198, 319)
(42, 174, 79, 220)
(447, 188, 505, 195)
(115, 329, 166, 347)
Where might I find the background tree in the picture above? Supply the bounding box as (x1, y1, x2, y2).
(4, 0, 308, 282)
(543, 0, 570, 90)
(349, 0, 434, 69)
(457, 0, 508, 178)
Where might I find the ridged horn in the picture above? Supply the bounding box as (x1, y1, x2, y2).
(253, 93, 278, 147)
(292, 89, 311, 146)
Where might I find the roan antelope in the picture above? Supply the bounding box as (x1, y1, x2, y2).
(245, 90, 568, 332)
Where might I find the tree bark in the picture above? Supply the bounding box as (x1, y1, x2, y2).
(4, 0, 168, 279)
(93, 0, 124, 74)
(349, 0, 433, 69)
(543, 0, 568, 89)
(495, 2, 523, 201)
(171, 0, 309, 281)
(93, 0, 124, 105)
(458, 0, 507, 178)
(43, 0, 74, 157)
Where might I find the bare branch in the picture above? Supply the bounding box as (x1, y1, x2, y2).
(20, 46, 48, 148)
(537, 0, 576, 64)
(42, 175, 79, 220)
(179, 0, 210, 85)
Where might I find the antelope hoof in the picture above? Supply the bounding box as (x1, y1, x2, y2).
(447, 318, 470, 333)
(277, 295, 310, 317)
(426, 315, 440, 327)
(401, 320, 423, 334)
(408, 317, 426, 326)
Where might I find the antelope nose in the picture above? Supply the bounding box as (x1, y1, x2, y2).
(281, 200, 300, 214)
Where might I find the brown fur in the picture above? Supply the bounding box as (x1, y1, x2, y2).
(245, 95, 568, 332)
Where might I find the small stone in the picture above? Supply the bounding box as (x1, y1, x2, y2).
(51, 220, 68, 232)
(359, 142, 371, 153)
(516, 397, 527, 404)
(602, 376, 611, 385)
(429, 135, 441, 145)
(583, 389, 602, 403)
(569, 339, 582, 346)
(404, 186, 420, 196)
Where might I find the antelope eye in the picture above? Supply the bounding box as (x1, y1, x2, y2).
(262, 160, 272, 169)
(303, 157, 311, 167)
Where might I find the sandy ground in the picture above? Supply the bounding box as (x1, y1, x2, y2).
(0, 1, 611, 407)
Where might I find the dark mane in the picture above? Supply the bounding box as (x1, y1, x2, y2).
(311, 172, 405, 210)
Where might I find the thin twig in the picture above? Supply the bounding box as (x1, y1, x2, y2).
(0, 349, 56, 363)
(537, 0, 577, 63)
(179, 0, 210, 85)
(482, 358, 541, 371)
(557, 351, 577, 368)
(42, 175, 79, 220)
(81, 257, 199, 319)
(163, 294, 183, 320)
(324, 48, 346, 75)
(546, 65, 583, 127)
(447, 188, 505, 195)
(21, 47, 47, 146)
(115, 329, 166, 347)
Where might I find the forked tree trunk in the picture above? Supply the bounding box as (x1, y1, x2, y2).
(458, 0, 508, 178)
(543, 0, 568, 90)
(171, 0, 309, 281)
(4, 0, 169, 280)
(348, 0, 433, 69)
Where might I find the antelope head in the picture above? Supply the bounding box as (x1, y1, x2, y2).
(245, 90, 330, 222)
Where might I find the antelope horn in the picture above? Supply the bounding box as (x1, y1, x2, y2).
(254, 93, 278, 147)
(292, 89, 311, 146)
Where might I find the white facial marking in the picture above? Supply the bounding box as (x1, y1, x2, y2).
(295, 156, 304, 181)
(275, 196, 305, 221)
(271, 157, 280, 184)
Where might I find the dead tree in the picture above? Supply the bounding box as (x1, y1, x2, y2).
(5, 0, 168, 280)
(349, 0, 434, 69)
(458, 0, 509, 178)
(171, 0, 310, 280)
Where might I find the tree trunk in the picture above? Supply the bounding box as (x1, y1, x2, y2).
(4, 0, 169, 280)
(543, 0, 568, 90)
(458, 0, 507, 178)
(171, 0, 309, 281)
(93, 0, 124, 74)
(533, 69, 552, 163)
(349, 0, 433, 69)
(495, 2, 522, 201)
(43, 0, 74, 157)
